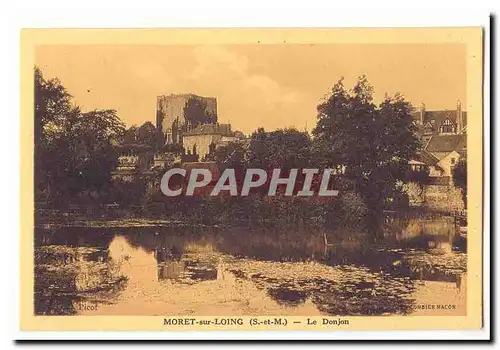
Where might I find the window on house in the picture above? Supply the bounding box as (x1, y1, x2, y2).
(440, 118, 456, 133)
(440, 125, 455, 133)
(451, 158, 456, 165)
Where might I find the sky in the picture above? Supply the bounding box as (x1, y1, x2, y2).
(35, 44, 466, 134)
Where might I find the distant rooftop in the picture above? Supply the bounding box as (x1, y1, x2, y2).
(425, 134, 466, 153)
(412, 150, 440, 166)
(411, 109, 467, 132)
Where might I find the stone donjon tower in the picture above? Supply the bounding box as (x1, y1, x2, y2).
(156, 93, 217, 146)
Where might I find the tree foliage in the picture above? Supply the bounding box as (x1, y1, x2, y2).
(122, 125, 138, 144)
(212, 142, 247, 169)
(246, 128, 312, 171)
(183, 97, 217, 127)
(406, 168, 429, 185)
(136, 121, 156, 146)
(121, 121, 156, 150)
(35, 67, 126, 205)
(312, 76, 420, 236)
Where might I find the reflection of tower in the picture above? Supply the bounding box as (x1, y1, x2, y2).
(108, 235, 157, 283)
(155, 246, 185, 281)
(157, 260, 186, 280)
(216, 257, 235, 283)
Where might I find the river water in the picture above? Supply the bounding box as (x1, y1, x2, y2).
(34, 218, 467, 316)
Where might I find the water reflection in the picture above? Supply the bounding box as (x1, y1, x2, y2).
(34, 244, 127, 315)
(157, 260, 186, 280)
(156, 256, 218, 283)
(34, 216, 467, 316)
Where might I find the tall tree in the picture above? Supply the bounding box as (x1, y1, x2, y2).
(34, 67, 126, 205)
(122, 125, 138, 144)
(67, 109, 125, 197)
(34, 67, 80, 203)
(34, 67, 77, 147)
(136, 121, 156, 147)
(312, 76, 419, 237)
(121, 122, 156, 149)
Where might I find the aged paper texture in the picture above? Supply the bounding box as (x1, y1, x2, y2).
(20, 28, 483, 332)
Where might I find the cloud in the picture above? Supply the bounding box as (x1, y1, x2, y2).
(191, 46, 249, 77)
(36, 45, 311, 133)
(173, 45, 306, 132)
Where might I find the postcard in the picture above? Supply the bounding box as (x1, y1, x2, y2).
(19, 28, 484, 335)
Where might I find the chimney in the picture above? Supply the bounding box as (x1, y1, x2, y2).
(420, 102, 426, 125)
(456, 100, 463, 133)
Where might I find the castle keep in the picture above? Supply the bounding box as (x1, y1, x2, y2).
(156, 93, 217, 145)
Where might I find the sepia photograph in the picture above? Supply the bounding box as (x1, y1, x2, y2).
(18, 27, 484, 333)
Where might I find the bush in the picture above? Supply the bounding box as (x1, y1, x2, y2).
(337, 192, 367, 230)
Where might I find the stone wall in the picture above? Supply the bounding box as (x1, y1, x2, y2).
(183, 134, 222, 159)
(404, 181, 465, 212)
(423, 184, 464, 211)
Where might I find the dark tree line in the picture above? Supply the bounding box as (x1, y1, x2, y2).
(35, 67, 126, 206)
(210, 76, 420, 235)
(312, 76, 420, 236)
(122, 121, 156, 149)
(36, 68, 425, 236)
